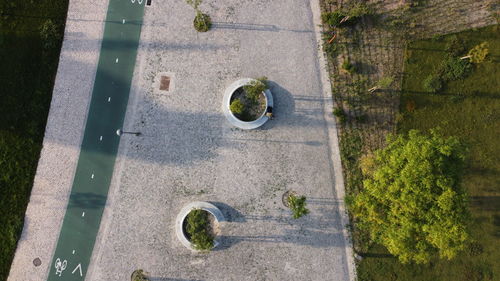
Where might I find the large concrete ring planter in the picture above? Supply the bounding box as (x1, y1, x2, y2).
(223, 78, 274, 130)
(175, 201, 226, 251)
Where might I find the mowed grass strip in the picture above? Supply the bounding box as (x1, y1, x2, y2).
(356, 25, 499, 281)
(0, 1, 68, 280)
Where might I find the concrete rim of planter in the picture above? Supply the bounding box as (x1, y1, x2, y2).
(222, 78, 274, 130)
(175, 201, 226, 251)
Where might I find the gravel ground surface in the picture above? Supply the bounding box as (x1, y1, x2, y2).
(9, 0, 355, 280)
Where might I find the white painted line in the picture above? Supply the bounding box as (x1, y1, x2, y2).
(82, 212, 85, 217)
(72, 250, 75, 254)
(108, 97, 111, 102)
(91, 173, 94, 179)
(122, 19, 125, 24)
(115, 58, 119, 63)
(99, 136, 103, 141)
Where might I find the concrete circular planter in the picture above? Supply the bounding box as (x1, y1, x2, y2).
(175, 201, 226, 251)
(223, 78, 273, 130)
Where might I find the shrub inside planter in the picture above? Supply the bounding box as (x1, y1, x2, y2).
(229, 78, 268, 122)
(183, 209, 215, 251)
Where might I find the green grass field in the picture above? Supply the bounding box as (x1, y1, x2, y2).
(356, 25, 500, 281)
(0, 1, 68, 280)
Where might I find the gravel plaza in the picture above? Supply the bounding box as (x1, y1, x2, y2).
(8, 0, 355, 280)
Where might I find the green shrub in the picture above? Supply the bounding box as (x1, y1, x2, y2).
(287, 194, 309, 219)
(193, 11, 211, 32)
(230, 99, 244, 114)
(186, 209, 214, 251)
(423, 74, 442, 93)
(333, 107, 347, 124)
(243, 77, 267, 102)
(441, 56, 471, 81)
(342, 60, 357, 74)
(321, 11, 345, 27)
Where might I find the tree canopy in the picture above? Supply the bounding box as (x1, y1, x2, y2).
(353, 130, 469, 264)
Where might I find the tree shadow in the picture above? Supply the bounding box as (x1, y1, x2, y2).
(216, 206, 347, 250)
(149, 277, 204, 281)
(68, 192, 107, 209)
(212, 22, 313, 33)
(209, 201, 246, 223)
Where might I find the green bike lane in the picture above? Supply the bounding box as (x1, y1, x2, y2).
(48, 1, 144, 280)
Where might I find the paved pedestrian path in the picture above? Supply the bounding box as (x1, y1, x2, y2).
(47, 1, 145, 280)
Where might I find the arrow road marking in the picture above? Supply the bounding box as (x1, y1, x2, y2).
(72, 263, 83, 277)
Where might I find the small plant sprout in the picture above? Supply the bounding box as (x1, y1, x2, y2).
(368, 76, 394, 93)
(287, 194, 310, 219)
(185, 0, 211, 32)
(131, 269, 149, 281)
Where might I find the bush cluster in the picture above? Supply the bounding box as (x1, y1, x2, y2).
(422, 56, 471, 93)
(321, 3, 371, 28)
(186, 209, 214, 251)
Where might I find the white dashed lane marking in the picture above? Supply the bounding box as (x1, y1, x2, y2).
(108, 97, 111, 102)
(115, 58, 119, 63)
(82, 212, 85, 217)
(99, 136, 103, 141)
(91, 174, 94, 179)
(72, 250, 75, 255)
(122, 19, 125, 24)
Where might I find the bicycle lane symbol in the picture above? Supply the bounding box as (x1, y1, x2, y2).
(54, 258, 67, 276)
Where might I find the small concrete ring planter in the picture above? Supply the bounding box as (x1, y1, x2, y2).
(223, 78, 274, 130)
(175, 201, 226, 251)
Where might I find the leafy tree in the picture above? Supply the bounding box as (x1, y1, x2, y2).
(352, 130, 469, 264)
(186, 209, 214, 251)
(461, 42, 489, 63)
(287, 194, 310, 219)
(230, 99, 244, 115)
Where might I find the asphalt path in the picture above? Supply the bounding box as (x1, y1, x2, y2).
(47, 1, 144, 280)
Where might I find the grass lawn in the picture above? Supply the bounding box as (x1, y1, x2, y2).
(0, 1, 68, 280)
(356, 25, 500, 281)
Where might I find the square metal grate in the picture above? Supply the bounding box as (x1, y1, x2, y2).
(160, 76, 170, 91)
